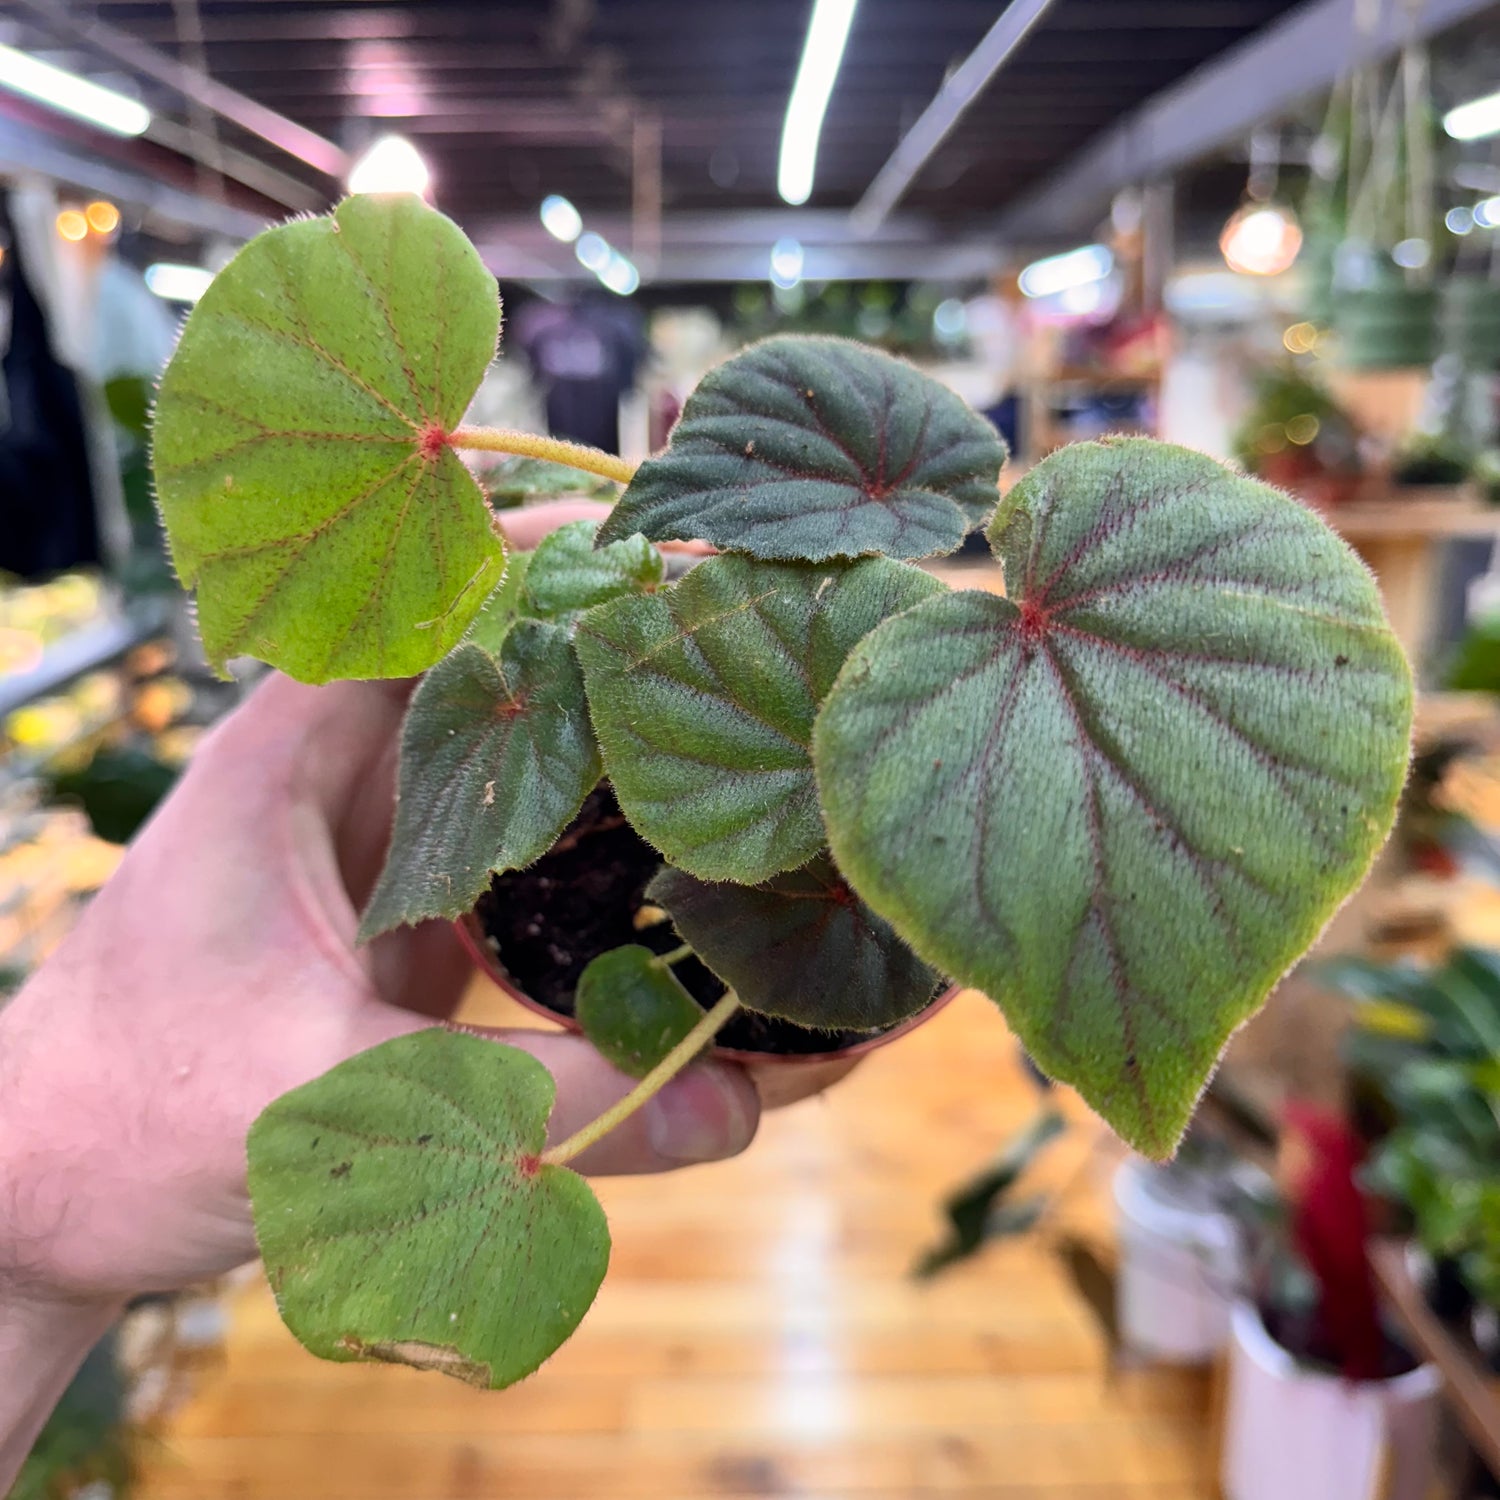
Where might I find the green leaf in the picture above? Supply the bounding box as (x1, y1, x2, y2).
(596, 335, 1006, 562)
(574, 554, 944, 883)
(815, 437, 1413, 1157)
(915, 1108, 1068, 1277)
(359, 621, 601, 940)
(574, 945, 705, 1077)
(153, 195, 505, 682)
(648, 855, 940, 1030)
(247, 1029, 609, 1389)
(525, 520, 664, 620)
(484, 455, 618, 508)
(463, 551, 532, 653)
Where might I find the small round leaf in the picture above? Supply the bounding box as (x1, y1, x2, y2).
(814, 438, 1413, 1157)
(596, 335, 1007, 562)
(248, 1029, 610, 1389)
(525, 520, 665, 620)
(575, 945, 706, 1077)
(574, 554, 944, 883)
(153, 195, 505, 682)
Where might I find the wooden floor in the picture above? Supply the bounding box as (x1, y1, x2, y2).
(135, 988, 1215, 1500)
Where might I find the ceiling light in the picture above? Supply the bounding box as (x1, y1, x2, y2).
(777, 0, 859, 205)
(55, 209, 87, 243)
(769, 237, 804, 289)
(145, 263, 214, 304)
(1475, 196, 1500, 229)
(346, 134, 431, 197)
(599, 250, 640, 296)
(932, 298, 967, 341)
(85, 200, 120, 235)
(1018, 244, 1113, 299)
(575, 231, 611, 273)
(1391, 237, 1430, 269)
(540, 194, 583, 243)
(0, 42, 149, 137)
(1219, 203, 1302, 277)
(1447, 206, 1475, 235)
(1445, 89, 1500, 141)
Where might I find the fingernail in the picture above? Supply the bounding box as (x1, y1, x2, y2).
(645, 1067, 754, 1163)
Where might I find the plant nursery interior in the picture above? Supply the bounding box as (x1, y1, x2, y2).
(12, 0, 1500, 1497)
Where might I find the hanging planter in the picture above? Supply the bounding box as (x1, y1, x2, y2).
(1441, 275, 1500, 369)
(1336, 280, 1438, 370)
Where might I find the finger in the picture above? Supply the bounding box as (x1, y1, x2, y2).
(499, 500, 613, 549)
(365, 917, 474, 1018)
(444, 1024, 759, 1176)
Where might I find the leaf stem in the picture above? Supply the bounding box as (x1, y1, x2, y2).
(448, 426, 638, 488)
(652, 943, 694, 969)
(540, 991, 740, 1167)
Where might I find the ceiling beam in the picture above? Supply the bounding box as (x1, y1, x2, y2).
(993, 0, 1500, 241)
(851, 0, 1060, 233)
(13, 0, 349, 177)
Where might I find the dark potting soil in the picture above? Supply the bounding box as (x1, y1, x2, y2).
(475, 785, 891, 1057)
(1259, 1302, 1421, 1380)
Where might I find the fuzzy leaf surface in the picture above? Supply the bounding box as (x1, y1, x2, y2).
(648, 856, 940, 1031)
(360, 621, 600, 939)
(814, 438, 1413, 1156)
(575, 554, 943, 882)
(153, 195, 504, 681)
(596, 335, 1006, 562)
(575, 945, 705, 1077)
(525, 520, 664, 620)
(248, 1029, 609, 1388)
(463, 551, 532, 653)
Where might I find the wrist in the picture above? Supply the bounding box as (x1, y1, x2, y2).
(0, 1282, 122, 1490)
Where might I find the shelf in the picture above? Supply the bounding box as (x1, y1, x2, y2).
(1370, 1238, 1500, 1480)
(1327, 497, 1500, 543)
(0, 601, 172, 720)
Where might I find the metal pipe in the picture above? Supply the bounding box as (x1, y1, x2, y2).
(13, 0, 348, 178)
(850, 0, 1060, 234)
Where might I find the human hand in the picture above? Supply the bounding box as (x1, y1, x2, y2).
(0, 503, 760, 1312)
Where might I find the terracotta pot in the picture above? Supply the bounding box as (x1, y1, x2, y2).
(457, 911, 959, 1108)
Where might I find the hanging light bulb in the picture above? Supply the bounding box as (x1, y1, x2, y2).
(347, 135, 431, 198)
(1220, 202, 1302, 277)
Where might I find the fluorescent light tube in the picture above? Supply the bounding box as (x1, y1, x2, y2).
(145, 263, 214, 304)
(0, 42, 149, 137)
(1445, 90, 1500, 142)
(1018, 244, 1113, 299)
(777, 0, 858, 206)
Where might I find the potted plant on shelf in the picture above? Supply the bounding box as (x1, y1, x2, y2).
(147, 193, 1414, 1390)
(1231, 363, 1363, 508)
(1221, 1104, 1441, 1500)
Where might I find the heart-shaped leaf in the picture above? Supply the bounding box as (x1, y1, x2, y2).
(814, 438, 1413, 1156)
(360, 621, 600, 940)
(525, 520, 664, 620)
(575, 945, 706, 1076)
(596, 335, 1007, 562)
(247, 1029, 609, 1388)
(574, 554, 944, 883)
(648, 856, 941, 1031)
(153, 195, 505, 682)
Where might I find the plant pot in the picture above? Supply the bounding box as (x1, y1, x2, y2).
(1112, 1157, 1242, 1362)
(1220, 1301, 1441, 1500)
(1334, 285, 1438, 371)
(456, 787, 959, 1107)
(1441, 276, 1500, 370)
(1254, 450, 1361, 509)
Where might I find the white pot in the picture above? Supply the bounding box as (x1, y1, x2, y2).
(1113, 1157, 1241, 1361)
(1220, 1300, 1441, 1500)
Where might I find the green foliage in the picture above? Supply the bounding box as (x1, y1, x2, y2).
(648, 855, 940, 1031)
(915, 1108, 1067, 1276)
(597, 335, 1006, 562)
(248, 1029, 610, 1388)
(45, 744, 177, 844)
(1331, 949, 1500, 1306)
(524, 519, 664, 620)
(483, 455, 617, 508)
(360, 620, 600, 940)
(153, 195, 506, 681)
(148, 195, 1418, 1387)
(575, 945, 705, 1076)
(574, 553, 942, 882)
(815, 438, 1412, 1156)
